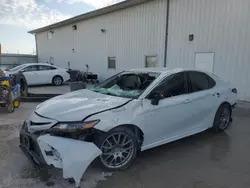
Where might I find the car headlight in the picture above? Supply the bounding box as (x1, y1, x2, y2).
(50, 120, 100, 132)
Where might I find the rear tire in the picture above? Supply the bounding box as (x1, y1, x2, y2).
(52, 76, 63, 86)
(95, 127, 138, 170)
(212, 103, 231, 132)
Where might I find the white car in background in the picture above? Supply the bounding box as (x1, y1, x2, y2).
(6, 63, 70, 86)
(20, 68, 237, 186)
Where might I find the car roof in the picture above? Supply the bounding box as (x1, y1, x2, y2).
(129, 67, 213, 75)
(130, 67, 174, 73)
(22, 63, 55, 66)
(129, 67, 188, 74)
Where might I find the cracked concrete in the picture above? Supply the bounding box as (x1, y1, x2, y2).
(0, 103, 112, 188)
(0, 102, 250, 188)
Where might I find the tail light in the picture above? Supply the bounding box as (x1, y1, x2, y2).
(232, 88, 237, 94)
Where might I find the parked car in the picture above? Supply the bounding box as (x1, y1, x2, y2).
(12, 72, 28, 96)
(6, 63, 70, 86)
(20, 68, 237, 186)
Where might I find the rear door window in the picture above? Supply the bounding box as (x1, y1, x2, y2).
(38, 65, 57, 71)
(188, 71, 216, 92)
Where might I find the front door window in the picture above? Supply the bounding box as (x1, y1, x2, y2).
(149, 72, 188, 99)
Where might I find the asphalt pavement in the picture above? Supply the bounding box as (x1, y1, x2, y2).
(0, 102, 250, 188)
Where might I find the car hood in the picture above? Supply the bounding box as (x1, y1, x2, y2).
(35, 89, 131, 121)
(4, 70, 19, 76)
(3, 70, 10, 76)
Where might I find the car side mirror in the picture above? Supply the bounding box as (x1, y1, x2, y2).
(150, 91, 163, 106)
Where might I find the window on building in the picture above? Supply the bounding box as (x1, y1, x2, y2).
(188, 71, 216, 92)
(47, 31, 53, 40)
(145, 56, 157, 68)
(150, 72, 188, 99)
(108, 57, 116, 69)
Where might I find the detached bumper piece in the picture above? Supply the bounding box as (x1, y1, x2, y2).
(37, 134, 102, 187)
(20, 123, 102, 188)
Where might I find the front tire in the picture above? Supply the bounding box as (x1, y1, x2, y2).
(52, 76, 63, 86)
(96, 127, 138, 170)
(212, 103, 231, 132)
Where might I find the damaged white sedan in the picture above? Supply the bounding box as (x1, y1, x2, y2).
(20, 68, 237, 186)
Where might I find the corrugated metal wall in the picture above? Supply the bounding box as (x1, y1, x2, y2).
(0, 54, 37, 65)
(36, 0, 168, 81)
(167, 0, 250, 100)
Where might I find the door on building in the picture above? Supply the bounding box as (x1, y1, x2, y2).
(195, 53, 214, 73)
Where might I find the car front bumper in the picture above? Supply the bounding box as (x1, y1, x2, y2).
(19, 121, 102, 187)
(19, 122, 46, 165)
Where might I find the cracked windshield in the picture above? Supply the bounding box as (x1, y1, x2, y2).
(90, 72, 159, 98)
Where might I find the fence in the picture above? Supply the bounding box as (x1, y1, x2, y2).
(0, 54, 37, 69)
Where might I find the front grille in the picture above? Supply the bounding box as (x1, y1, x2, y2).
(20, 133, 40, 153)
(30, 121, 51, 126)
(20, 121, 47, 165)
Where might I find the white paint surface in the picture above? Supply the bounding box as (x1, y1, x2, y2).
(34, 0, 250, 101)
(167, 0, 250, 101)
(32, 69, 237, 153)
(35, 0, 168, 81)
(37, 134, 102, 187)
(195, 53, 214, 73)
(5, 63, 70, 86)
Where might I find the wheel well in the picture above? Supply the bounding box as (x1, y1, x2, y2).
(113, 124, 144, 148)
(53, 75, 63, 82)
(220, 102, 232, 112)
(20, 78, 28, 97)
(20, 79, 25, 87)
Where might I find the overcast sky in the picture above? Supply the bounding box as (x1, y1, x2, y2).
(0, 0, 123, 54)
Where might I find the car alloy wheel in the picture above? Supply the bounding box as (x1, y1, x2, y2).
(53, 76, 63, 86)
(100, 132, 135, 169)
(219, 107, 230, 130)
(212, 103, 232, 132)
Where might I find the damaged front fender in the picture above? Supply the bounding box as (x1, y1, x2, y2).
(37, 134, 102, 187)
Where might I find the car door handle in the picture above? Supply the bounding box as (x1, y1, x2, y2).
(184, 99, 191, 104)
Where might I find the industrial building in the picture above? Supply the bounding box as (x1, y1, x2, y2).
(29, 0, 250, 101)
